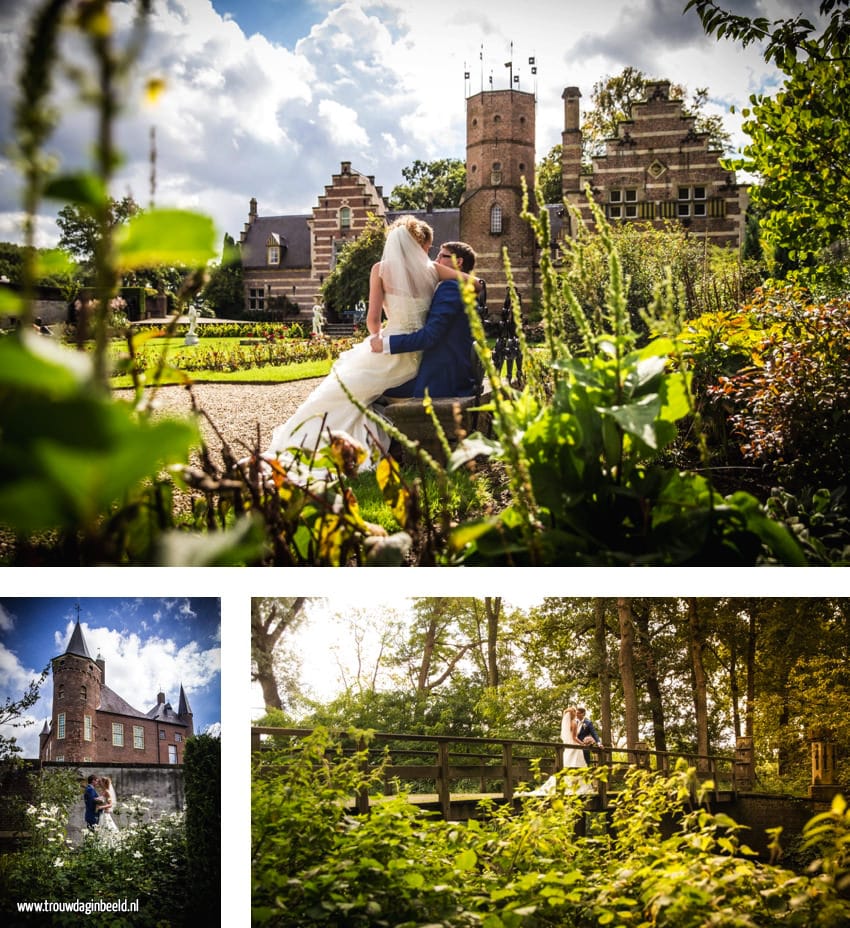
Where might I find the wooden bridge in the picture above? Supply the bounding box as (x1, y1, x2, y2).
(251, 726, 747, 821)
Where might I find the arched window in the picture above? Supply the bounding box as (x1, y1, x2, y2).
(80, 685, 87, 700)
(490, 204, 503, 235)
(339, 207, 352, 231)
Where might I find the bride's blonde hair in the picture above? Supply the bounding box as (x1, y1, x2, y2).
(388, 215, 433, 250)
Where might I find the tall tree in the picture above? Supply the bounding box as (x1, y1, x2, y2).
(251, 598, 307, 711)
(202, 233, 243, 317)
(616, 598, 640, 755)
(593, 598, 613, 749)
(388, 158, 466, 210)
(633, 601, 668, 758)
(484, 597, 502, 688)
(687, 598, 711, 772)
(686, 0, 850, 273)
(321, 213, 385, 314)
(55, 194, 139, 270)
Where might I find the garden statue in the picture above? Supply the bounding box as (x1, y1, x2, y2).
(312, 301, 325, 336)
(184, 305, 199, 345)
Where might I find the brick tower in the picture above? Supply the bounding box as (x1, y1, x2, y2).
(460, 88, 536, 305)
(49, 617, 102, 763)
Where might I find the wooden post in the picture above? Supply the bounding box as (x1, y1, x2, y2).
(437, 742, 451, 820)
(502, 742, 514, 801)
(355, 736, 370, 815)
(734, 736, 754, 792)
(810, 733, 841, 799)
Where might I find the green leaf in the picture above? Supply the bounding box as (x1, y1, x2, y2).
(0, 287, 23, 316)
(43, 172, 107, 210)
(116, 209, 217, 269)
(454, 848, 477, 870)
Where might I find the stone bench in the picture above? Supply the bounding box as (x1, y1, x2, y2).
(379, 382, 492, 464)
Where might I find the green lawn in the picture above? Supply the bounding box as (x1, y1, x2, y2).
(110, 357, 333, 388)
(108, 335, 335, 387)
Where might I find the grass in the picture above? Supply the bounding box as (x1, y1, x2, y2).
(349, 463, 496, 533)
(110, 357, 333, 388)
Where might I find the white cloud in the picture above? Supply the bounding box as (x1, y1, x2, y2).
(0, 604, 15, 632)
(0, 643, 47, 758)
(56, 620, 221, 716)
(0, 0, 814, 248)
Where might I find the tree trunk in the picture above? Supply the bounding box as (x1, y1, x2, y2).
(745, 606, 757, 740)
(250, 597, 306, 711)
(616, 598, 640, 755)
(633, 602, 667, 757)
(485, 597, 501, 688)
(687, 598, 710, 773)
(594, 598, 612, 750)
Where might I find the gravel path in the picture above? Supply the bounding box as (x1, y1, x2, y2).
(114, 379, 326, 465)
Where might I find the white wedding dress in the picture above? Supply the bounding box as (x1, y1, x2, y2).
(521, 711, 593, 797)
(100, 784, 118, 832)
(264, 225, 438, 468)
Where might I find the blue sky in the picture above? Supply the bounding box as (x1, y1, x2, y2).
(0, 597, 221, 758)
(0, 1, 826, 248)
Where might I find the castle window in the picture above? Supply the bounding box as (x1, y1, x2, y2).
(267, 245, 280, 265)
(490, 204, 503, 234)
(168, 745, 178, 764)
(112, 722, 124, 747)
(133, 725, 145, 750)
(608, 188, 638, 220)
(248, 288, 265, 311)
(175, 733, 183, 742)
(80, 685, 86, 700)
(677, 186, 708, 218)
(159, 729, 166, 740)
(57, 713, 65, 739)
(56, 755, 64, 762)
(58, 685, 64, 699)
(84, 715, 92, 742)
(339, 207, 351, 231)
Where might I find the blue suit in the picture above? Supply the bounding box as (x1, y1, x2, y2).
(383, 279, 477, 398)
(576, 717, 601, 764)
(84, 783, 101, 828)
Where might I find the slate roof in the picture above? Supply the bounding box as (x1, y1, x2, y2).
(383, 209, 461, 259)
(98, 684, 148, 719)
(241, 215, 313, 268)
(146, 697, 190, 727)
(64, 620, 94, 660)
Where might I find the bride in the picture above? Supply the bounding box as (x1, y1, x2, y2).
(261, 215, 477, 471)
(99, 776, 118, 832)
(522, 706, 594, 797)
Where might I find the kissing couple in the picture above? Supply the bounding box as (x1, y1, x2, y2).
(256, 215, 484, 474)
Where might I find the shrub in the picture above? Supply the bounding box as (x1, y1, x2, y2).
(183, 734, 221, 924)
(251, 731, 850, 927)
(444, 193, 805, 566)
(701, 286, 850, 493)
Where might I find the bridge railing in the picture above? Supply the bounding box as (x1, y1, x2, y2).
(252, 727, 740, 818)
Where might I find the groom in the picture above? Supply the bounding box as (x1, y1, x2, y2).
(576, 707, 602, 764)
(84, 774, 103, 831)
(369, 240, 479, 398)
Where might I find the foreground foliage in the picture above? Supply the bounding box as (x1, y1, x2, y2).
(252, 728, 850, 927)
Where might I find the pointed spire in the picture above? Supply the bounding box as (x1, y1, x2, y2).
(64, 619, 93, 659)
(177, 684, 192, 718)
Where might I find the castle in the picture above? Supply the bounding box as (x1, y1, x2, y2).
(240, 79, 746, 318)
(38, 620, 194, 766)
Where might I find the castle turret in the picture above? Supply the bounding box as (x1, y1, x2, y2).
(460, 87, 536, 305)
(45, 620, 102, 763)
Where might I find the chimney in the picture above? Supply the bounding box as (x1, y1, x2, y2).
(96, 652, 105, 684)
(157, 691, 166, 704)
(561, 86, 583, 196)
